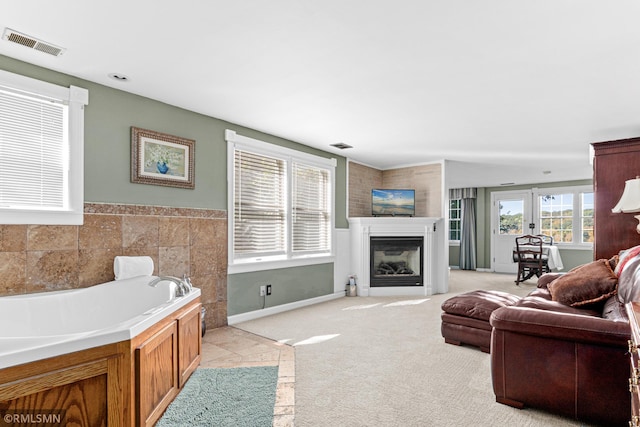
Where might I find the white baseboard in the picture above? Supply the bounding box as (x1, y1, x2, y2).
(227, 291, 345, 325)
(475, 268, 493, 272)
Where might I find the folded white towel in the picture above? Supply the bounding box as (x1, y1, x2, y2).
(113, 256, 154, 280)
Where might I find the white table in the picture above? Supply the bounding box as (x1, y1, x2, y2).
(513, 245, 564, 271)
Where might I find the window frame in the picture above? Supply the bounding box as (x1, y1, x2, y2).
(533, 185, 593, 248)
(0, 70, 88, 225)
(226, 129, 336, 274)
(448, 198, 462, 243)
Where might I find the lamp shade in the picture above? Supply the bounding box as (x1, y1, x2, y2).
(612, 178, 640, 213)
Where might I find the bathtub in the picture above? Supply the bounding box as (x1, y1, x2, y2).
(0, 276, 201, 368)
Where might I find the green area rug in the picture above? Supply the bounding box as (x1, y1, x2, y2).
(156, 366, 279, 427)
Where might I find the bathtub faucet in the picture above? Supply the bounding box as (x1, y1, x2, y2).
(148, 276, 191, 297)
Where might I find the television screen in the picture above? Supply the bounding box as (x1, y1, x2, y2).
(372, 189, 415, 216)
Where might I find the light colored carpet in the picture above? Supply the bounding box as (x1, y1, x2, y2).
(236, 270, 597, 426)
(156, 366, 278, 427)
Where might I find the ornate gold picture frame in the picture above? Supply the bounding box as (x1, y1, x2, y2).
(131, 127, 195, 189)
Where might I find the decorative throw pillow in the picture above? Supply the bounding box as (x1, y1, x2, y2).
(548, 259, 618, 307)
(609, 254, 619, 271)
(617, 254, 640, 304)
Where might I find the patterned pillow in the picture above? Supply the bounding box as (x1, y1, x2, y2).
(614, 245, 640, 276)
(617, 253, 640, 304)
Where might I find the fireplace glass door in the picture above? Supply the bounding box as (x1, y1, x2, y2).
(370, 236, 423, 286)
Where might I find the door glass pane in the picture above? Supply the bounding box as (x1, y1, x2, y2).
(499, 200, 524, 235)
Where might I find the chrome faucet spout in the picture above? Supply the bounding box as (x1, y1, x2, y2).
(182, 274, 193, 292)
(147, 276, 190, 297)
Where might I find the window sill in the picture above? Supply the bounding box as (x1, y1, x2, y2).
(0, 209, 83, 225)
(554, 244, 594, 251)
(229, 255, 335, 274)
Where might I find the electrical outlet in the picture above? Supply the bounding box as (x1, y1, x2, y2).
(259, 285, 266, 296)
(266, 284, 272, 295)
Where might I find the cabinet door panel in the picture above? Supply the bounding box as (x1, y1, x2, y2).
(136, 321, 178, 427)
(178, 303, 202, 388)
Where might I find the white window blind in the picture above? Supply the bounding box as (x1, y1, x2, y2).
(234, 149, 286, 257)
(0, 69, 87, 225)
(292, 163, 330, 253)
(0, 88, 67, 209)
(227, 129, 336, 271)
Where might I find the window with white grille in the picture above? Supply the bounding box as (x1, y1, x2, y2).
(535, 186, 593, 246)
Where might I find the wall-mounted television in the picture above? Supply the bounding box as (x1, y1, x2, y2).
(372, 189, 415, 217)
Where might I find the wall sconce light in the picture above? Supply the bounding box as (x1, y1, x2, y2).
(612, 177, 640, 233)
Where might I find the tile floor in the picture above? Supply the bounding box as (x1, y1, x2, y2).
(200, 326, 295, 427)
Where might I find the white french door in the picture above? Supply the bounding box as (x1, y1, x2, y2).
(491, 190, 534, 273)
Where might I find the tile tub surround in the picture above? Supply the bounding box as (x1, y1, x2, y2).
(0, 203, 228, 329)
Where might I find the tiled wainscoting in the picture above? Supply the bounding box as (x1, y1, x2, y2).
(0, 203, 228, 329)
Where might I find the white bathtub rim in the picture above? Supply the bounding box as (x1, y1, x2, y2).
(0, 287, 201, 369)
(0, 276, 178, 337)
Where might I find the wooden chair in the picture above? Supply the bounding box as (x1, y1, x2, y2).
(514, 235, 544, 285)
(536, 234, 553, 273)
(536, 234, 553, 245)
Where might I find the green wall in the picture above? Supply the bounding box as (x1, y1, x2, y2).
(449, 245, 461, 268)
(227, 263, 334, 316)
(1, 55, 348, 316)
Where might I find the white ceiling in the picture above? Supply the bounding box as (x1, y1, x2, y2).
(2, 1, 640, 187)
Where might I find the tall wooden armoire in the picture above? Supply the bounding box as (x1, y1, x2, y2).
(592, 137, 640, 260)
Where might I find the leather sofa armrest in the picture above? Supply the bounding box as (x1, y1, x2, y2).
(490, 306, 630, 347)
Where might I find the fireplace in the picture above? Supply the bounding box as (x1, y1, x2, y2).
(370, 236, 423, 287)
(348, 217, 447, 296)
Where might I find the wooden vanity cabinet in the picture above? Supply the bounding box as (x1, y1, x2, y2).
(0, 298, 202, 427)
(0, 346, 124, 426)
(134, 301, 202, 427)
(135, 321, 179, 427)
(177, 302, 202, 388)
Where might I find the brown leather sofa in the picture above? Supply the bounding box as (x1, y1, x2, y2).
(490, 255, 639, 426)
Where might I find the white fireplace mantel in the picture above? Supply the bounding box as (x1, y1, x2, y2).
(348, 217, 448, 296)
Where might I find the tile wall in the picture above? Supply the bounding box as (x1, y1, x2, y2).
(348, 161, 442, 217)
(382, 163, 442, 217)
(348, 162, 383, 217)
(0, 203, 228, 329)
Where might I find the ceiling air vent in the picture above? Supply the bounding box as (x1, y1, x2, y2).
(2, 28, 65, 57)
(330, 142, 353, 150)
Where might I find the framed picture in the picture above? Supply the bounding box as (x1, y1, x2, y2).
(131, 127, 195, 189)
